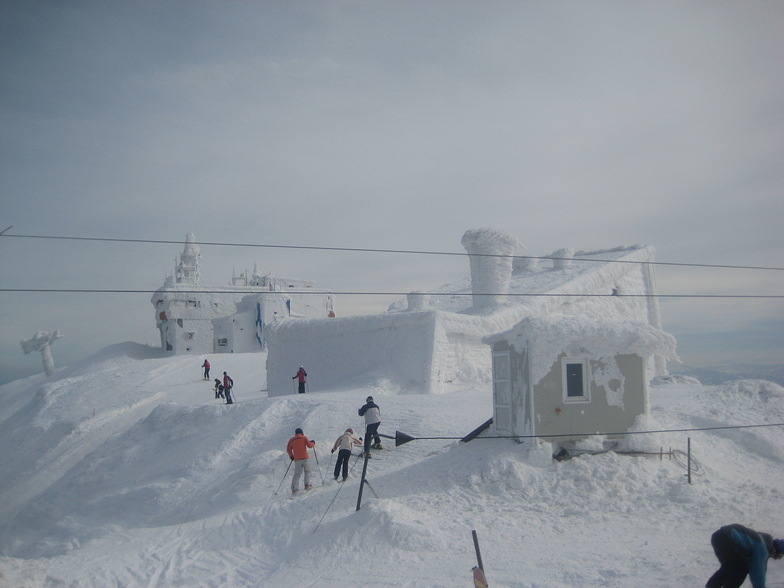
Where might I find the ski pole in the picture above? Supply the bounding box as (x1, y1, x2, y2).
(312, 446, 323, 482)
(273, 459, 293, 496)
(323, 451, 334, 485)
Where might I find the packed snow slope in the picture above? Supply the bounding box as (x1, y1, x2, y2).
(0, 343, 783, 587)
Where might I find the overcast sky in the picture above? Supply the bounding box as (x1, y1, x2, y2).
(1, 1, 782, 384)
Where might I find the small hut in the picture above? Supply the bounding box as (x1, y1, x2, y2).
(484, 316, 676, 448)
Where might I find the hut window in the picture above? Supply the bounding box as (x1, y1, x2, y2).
(562, 358, 590, 403)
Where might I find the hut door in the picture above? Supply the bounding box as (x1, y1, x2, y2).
(492, 351, 512, 433)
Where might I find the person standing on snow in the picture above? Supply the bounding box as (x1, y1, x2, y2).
(222, 371, 234, 404)
(292, 366, 307, 393)
(706, 524, 783, 588)
(358, 396, 382, 457)
(286, 428, 316, 494)
(201, 358, 210, 380)
(331, 428, 362, 481)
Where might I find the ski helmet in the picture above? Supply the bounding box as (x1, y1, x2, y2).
(346, 428, 353, 434)
(295, 428, 303, 435)
(366, 396, 373, 402)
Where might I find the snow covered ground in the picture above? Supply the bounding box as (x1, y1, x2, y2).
(0, 343, 783, 587)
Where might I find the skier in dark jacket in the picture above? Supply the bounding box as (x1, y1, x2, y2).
(358, 396, 381, 456)
(706, 524, 783, 588)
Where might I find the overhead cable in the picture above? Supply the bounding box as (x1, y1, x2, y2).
(0, 288, 782, 299)
(2, 231, 783, 272)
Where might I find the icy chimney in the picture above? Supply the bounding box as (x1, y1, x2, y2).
(512, 242, 538, 273)
(461, 228, 518, 310)
(407, 291, 429, 311)
(551, 247, 575, 270)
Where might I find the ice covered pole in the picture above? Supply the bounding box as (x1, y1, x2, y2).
(21, 330, 63, 377)
(461, 228, 518, 310)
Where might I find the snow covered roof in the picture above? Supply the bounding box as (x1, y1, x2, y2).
(486, 315, 678, 385)
(390, 244, 656, 315)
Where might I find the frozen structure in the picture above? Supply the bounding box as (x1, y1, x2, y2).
(212, 276, 335, 354)
(485, 316, 676, 447)
(20, 330, 63, 377)
(151, 234, 334, 356)
(265, 227, 673, 396)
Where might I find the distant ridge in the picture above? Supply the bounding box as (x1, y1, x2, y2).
(670, 362, 784, 386)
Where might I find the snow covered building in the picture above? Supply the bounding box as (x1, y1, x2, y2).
(212, 277, 335, 354)
(265, 227, 675, 396)
(485, 316, 676, 446)
(152, 234, 334, 356)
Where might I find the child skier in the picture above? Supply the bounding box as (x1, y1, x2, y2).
(331, 428, 362, 482)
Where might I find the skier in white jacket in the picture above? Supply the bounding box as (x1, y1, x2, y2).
(331, 428, 362, 481)
(358, 396, 382, 456)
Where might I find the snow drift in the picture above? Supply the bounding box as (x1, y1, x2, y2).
(0, 348, 783, 587)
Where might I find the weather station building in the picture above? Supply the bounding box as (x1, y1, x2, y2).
(151, 234, 334, 356)
(265, 227, 675, 397)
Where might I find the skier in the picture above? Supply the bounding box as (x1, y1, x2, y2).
(292, 366, 307, 394)
(201, 358, 210, 380)
(286, 428, 316, 494)
(222, 371, 234, 404)
(213, 378, 224, 399)
(706, 524, 783, 588)
(358, 396, 382, 457)
(331, 428, 362, 482)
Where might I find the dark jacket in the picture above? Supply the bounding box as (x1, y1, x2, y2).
(719, 524, 775, 588)
(358, 400, 381, 425)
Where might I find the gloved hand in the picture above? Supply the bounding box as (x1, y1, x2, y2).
(331, 448, 335, 454)
(290, 456, 294, 461)
(359, 437, 363, 442)
(312, 440, 315, 443)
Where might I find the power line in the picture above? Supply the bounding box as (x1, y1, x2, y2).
(403, 422, 784, 442)
(0, 288, 782, 299)
(2, 231, 783, 272)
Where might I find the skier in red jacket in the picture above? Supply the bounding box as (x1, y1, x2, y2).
(292, 366, 307, 394)
(222, 371, 234, 404)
